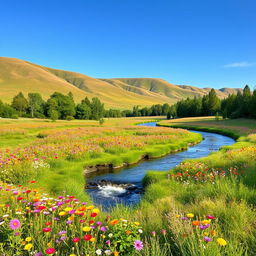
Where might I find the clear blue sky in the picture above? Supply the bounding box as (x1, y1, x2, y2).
(1, 0, 255, 89)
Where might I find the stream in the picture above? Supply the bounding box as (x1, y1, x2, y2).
(86, 122, 235, 210)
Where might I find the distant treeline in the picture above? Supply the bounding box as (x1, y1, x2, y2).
(0, 92, 172, 120)
(1, 85, 255, 121)
(166, 85, 256, 119)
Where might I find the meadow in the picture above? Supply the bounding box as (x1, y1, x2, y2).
(1, 116, 256, 255)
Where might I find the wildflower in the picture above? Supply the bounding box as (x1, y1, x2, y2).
(24, 243, 33, 250)
(192, 221, 201, 226)
(138, 229, 143, 233)
(25, 237, 32, 242)
(199, 224, 210, 230)
(9, 219, 21, 230)
(204, 236, 212, 242)
(113, 251, 119, 256)
(96, 249, 102, 255)
(106, 240, 110, 246)
(217, 238, 227, 246)
(100, 226, 107, 232)
(134, 240, 143, 251)
(152, 231, 156, 237)
(109, 219, 119, 225)
(206, 215, 215, 219)
(82, 226, 91, 232)
(84, 234, 92, 241)
(91, 212, 97, 217)
(43, 227, 51, 232)
(186, 213, 194, 218)
(72, 237, 80, 243)
(59, 211, 66, 216)
(160, 229, 166, 235)
(45, 248, 56, 254)
(105, 250, 112, 255)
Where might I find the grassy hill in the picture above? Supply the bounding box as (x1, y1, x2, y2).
(0, 57, 242, 109)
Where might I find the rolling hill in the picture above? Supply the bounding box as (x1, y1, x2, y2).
(0, 57, 242, 109)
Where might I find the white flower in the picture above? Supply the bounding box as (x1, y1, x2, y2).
(96, 249, 102, 255)
(104, 250, 112, 255)
(108, 233, 113, 238)
(138, 229, 143, 233)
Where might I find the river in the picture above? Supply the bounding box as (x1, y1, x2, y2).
(86, 122, 235, 210)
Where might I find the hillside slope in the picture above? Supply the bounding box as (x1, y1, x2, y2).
(0, 57, 242, 109)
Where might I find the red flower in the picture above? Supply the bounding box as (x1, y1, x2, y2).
(17, 197, 23, 201)
(91, 212, 97, 217)
(43, 227, 51, 232)
(72, 237, 80, 243)
(83, 234, 92, 241)
(45, 248, 56, 254)
(89, 220, 94, 224)
(45, 222, 52, 226)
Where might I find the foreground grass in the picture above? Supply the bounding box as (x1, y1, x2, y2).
(122, 117, 256, 255)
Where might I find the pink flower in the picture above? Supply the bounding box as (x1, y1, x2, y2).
(134, 240, 143, 251)
(9, 219, 21, 230)
(206, 215, 215, 219)
(45, 248, 56, 254)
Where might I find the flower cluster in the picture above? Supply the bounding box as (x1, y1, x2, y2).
(174, 213, 227, 247)
(0, 182, 143, 255)
(171, 162, 244, 183)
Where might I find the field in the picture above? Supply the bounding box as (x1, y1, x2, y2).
(1, 116, 256, 255)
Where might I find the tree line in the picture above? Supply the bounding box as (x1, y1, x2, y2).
(0, 92, 173, 120)
(166, 85, 256, 119)
(1, 85, 255, 120)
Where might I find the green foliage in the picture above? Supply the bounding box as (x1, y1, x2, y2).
(11, 92, 28, 115)
(28, 93, 45, 118)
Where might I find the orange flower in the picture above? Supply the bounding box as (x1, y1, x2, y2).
(125, 230, 131, 235)
(192, 221, 201, 226)
(114, 252, 119, 256)
(109, 219, 119, 225)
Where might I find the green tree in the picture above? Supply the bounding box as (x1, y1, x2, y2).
(75, 102, 91, 119)
(28, 93, 45, 118)
(90, 97, 105, 120)
(11, 92, 28, 115)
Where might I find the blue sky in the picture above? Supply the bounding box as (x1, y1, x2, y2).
(1, 0, 255, 89)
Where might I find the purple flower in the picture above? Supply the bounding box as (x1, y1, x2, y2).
(181, 217, 188, 220)
(35, 253, 43, 256)
(204, 236, 212, 242)
(106, 240, 110, 246)
(96, 221, 102, 226)
(66, 220, 72, 224)
(100, 226, 107, 232)
(58, 230, 67, 236)
(199, 224, 210, 230)
(134, 240, 143, 251)
(9, 219, 21, 230)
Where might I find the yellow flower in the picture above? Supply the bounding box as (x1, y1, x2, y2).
(59, 211, 67, 216)
(25, 237, 32, 242)
(202, 220, 211, 225)
(86, 205, 94, 210)
(24, 243, 33, 250)
(217, 238, 227, 246)
(176, 214, 181, 218)
(90, 237, 96, 242)
(134, 222, 140, 226)
(186, 213, 194, 218)
(114, 251, 119, 256)
(70, 254, 76, 256)
(82, 226, 91, 232)
(64, 207, 72, 212)
(92, 208, 100, 213)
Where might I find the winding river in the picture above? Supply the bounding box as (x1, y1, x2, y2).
(86, 122, 235, 210)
